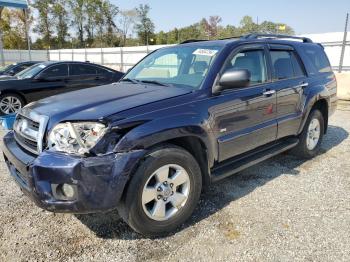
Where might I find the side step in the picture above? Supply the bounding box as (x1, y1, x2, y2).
(211, 138, 299, 182)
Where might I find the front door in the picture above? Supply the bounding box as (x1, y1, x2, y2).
(209, 45, 278, 162)
(28, 64, 69, 100)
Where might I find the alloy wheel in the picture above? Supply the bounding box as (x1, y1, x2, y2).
(306, 118, 321, 150)
(142, 164, 191, 221)
(0, 96, 22, 114)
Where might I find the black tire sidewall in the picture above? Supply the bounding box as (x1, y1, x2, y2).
(123, 146, 202, 236)
(298, 109, 324, 158)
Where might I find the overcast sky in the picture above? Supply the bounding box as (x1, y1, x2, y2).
(112, 0, 349, 34)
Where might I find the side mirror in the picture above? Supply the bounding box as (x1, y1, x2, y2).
(213, 69, 251, 94)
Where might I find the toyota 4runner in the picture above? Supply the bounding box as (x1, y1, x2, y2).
(1, 34, 337, 236)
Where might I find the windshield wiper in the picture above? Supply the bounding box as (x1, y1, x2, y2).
(121, 78, 171, 87)
(137, 80, 171, 87)
(120, 78, 140, 84)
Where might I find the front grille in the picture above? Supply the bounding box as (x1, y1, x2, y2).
(14, 131, 38, 152)
(13, 110, 49, 155)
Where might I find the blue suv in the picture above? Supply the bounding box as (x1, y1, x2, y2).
(1, 34, 337, 236)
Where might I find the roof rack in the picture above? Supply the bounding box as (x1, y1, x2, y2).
(180, 34, 313, 45)
(242, 34, 313, 43)
(180, 39, 208, 44)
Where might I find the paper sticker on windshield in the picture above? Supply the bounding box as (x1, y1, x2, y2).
(193, 49, 218, 57)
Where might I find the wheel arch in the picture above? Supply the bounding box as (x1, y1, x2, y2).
(299, 97, 329, 135)
(0, 90, 27, 104)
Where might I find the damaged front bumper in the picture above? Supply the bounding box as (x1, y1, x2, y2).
(1, 131, 145, 213)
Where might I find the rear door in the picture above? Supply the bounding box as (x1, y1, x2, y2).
(67, 63, 99, 92)
(95, 66, 115, 85)
(211, 44, 278, 162)
(267, 44, 308, 138)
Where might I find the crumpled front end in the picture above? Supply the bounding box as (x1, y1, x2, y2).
(2, 131, 145, 214)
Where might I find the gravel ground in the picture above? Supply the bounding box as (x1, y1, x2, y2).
(1, 102, 350, 262)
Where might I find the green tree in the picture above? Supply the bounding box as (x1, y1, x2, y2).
(84, 0, 99, 45)
(217, 25, 240, 39)
(135, 4, 155, 45)
(257, 21, 294, 35)
(239, 15, 258, 34)
(101, 1, 119, 46)
(52, 0, 69, 48)
(68, 0, 86, 47)
(32, 0, 54, 48)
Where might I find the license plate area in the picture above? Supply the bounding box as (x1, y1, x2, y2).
(7, 161, 31, 191)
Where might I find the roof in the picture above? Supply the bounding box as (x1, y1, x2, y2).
(38, 61, 96, 66)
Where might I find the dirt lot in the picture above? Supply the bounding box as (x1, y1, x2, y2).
(0, 102, 350, 262)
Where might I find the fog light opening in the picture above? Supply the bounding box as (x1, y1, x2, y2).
(62, 184, 75, 199)
(55, 183, 76, 200)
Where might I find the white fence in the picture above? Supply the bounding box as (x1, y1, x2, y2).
(2, 32, 349, 72)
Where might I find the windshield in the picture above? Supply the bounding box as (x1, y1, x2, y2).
(123, 45, 223, 89)
(16, 64, 47, 79)
(0, 64, 15, 72)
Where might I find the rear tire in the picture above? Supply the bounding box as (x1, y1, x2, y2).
(0, 93, 25, 115)
(291, 109, 324, 158)
(119, 145, 202, 237)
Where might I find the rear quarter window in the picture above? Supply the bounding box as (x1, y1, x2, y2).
(303, 45, 332, 74)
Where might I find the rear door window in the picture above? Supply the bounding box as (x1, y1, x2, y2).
(303, 45, 331, 73)
(270, 50, 305, 80)
(96, 67, 109, 75)
(70, 64, 97, 76)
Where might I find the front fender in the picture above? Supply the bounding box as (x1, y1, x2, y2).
(115, 113, 216, 166)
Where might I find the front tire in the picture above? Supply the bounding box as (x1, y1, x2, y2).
(291, 109, 325, 158)
(119, 145, 202, 237)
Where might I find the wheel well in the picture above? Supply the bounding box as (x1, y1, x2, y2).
(119, 136, 211, 207)
(0, 91, 27, 105)
(311, 99, 328, 133)
(143, 136, 210, 187)
(167, 136, 210, 185)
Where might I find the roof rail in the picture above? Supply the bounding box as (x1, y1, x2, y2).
(180, 39, 208, 44)
(242, 34, 313, 43)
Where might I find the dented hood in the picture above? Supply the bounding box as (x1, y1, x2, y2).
(26, 83, 191, 124)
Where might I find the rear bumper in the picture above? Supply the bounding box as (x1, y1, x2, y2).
(1, 131, 145, 213)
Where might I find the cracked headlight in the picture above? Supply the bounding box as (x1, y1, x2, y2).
(48, 122, 107, 155)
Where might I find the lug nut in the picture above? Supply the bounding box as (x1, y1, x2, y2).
(163, 198, 167, 201)
(170, 183, 174, 188)
(157, 187, 161, 192)
(163, 181, 168, 186)
(157, 195, 161, 200)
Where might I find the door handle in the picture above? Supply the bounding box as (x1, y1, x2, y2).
(298, 82, 309, 88)
(263, 90, 276, 96)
